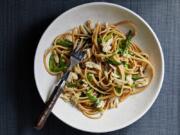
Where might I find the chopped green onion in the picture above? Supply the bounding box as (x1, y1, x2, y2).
(87, 73, 93, 81)
(124, 63, 129, 69)
(132, 74, 142, 80)
(56, 39, 73, 47)
(97, 37, 102, 44)
(104, 33, 112, 42)
(118, 30, 133, 55)
(114, 86, 123, 96)
(115, 87, 122, 93)
(49, 54, 68, 72)
(130, 83, 136, 88)
(117, 48, 123, 54)
(107, 57, 121, 66)
(66, 82, 77, 88)
(66, 79, 84, 88)
(86, 89, 97, 102)
(86, 89, 102, 107)
(94, 98, 101, 107)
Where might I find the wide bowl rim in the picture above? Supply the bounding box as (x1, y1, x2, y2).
(34, 2, 164, 133)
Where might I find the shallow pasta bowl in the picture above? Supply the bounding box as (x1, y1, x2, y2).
(34, 2, 164, 133)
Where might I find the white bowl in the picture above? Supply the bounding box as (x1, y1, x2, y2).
(34, 2, 164, 133)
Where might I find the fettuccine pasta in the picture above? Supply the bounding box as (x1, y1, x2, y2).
(44, 20, 154, 119)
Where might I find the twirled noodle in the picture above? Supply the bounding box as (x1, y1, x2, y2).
(43, 20, 154, 119)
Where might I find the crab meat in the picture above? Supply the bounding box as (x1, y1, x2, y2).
(114, 97, 119, 107)
(67, 72, 78, 82)
(126, 74, 134, 85)
(85, 61, 101, 70)
(82, 83, 88, 88)
(96, 100, 105, 108)
(111, 72, 120, 78)
(101, 38, 113, 52)
(135, 78, 149, 87)
(83, 49, 91, 59)
(74, 64, 81, 74)
(65, 35, 72, 41)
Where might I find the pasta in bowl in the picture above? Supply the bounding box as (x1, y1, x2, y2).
(43, 20, 154, 119)
(34, 2, 164, 132)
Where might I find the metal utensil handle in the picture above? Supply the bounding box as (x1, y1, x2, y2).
(34, 79, 64, 130)
(34, 59, 74, 130)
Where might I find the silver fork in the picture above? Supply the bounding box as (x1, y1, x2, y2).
(35, 48, 85, 130)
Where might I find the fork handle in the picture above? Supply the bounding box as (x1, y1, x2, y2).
(34, 79, 64, 130)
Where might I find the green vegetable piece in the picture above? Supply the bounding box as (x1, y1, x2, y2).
(86, 89, 102, 107)
(86, 89, 97, 102)
(87, 73, 93, 81)
(94, 98, 102, 107)
(118, 48, 123, 54)
(49, 55, 55, 71)
(118, 30, 133, 55)
(124, 63, 129, 69)
(56, 39, 73, 47)
(107, 57, 121, 66)
(114, 86, 123, 96)
(49, 54, 68, 72)
(132, 74, 142, 80)
(104, 33, 112, 42)
(67, 80, 84, 88)
(97, 37, 102, 44)
(66, 82, 77, 88)
(130, 83, 136, 88)
(115, 87, 122, 93)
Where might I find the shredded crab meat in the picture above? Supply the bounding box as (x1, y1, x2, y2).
(85, 61, 101, 70)
(67, 72, 78, 82)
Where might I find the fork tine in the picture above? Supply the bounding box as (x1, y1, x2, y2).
(72, 50, 84, 60)
(76, 51, 80, 56)
(80, 52, 84, 58)
(79, 51, 84, 59)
